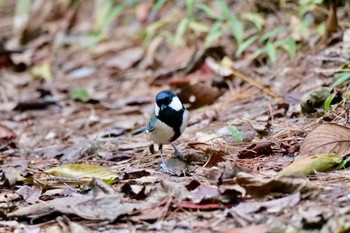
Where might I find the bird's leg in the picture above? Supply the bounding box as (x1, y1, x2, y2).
(171, 142, 184, 159)
(159, 144, 165, 163)
(159, 144, 175, 174)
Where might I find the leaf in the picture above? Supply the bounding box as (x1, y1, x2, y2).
(44, 164, 117, 184)
(240, 12, 265, 31)
(31, 62, 52, 81)
(265, 42, 276, 63)
(215, 0, 243, 45)
(227, 126, 243, 142)
(235, 35, 257, 57)
(222, 225, 268, 233)
(259, 27, 285, 42)
(189, 21, 210, 33)
(215, 0, 231, 19)
(276, 38, 296, 59)
(185, 0, 194, 17)
(278, 154, 342, 177)
(8, 194, 143, 221)
(204, 20, 223, 47)
(70, 87, 90, 102)
(174, 18, 189, 46)
(323, 93, 335, 112)
(230, 16, 244, 45)
(235, 172, 314, 198)
(238, 141, 274, 159)
(300, 123, 350, 157)
(332, 72, 350, 87)
(194, 3, 218, 18)
(150, 0, 166, 18)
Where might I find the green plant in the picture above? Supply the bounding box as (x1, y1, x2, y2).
(143, 1, 296, 64)
(332, 72, 350, 88)
(89, 0, 124, 46)
(227, 126, 243, 142)
(70, 87, 90, 102)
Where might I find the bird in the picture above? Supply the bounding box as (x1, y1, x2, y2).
(132, 90, 190, 165)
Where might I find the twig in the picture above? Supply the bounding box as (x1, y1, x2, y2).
(230, 70, 279, 98)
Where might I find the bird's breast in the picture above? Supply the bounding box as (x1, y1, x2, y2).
(149, 119, 175, 145)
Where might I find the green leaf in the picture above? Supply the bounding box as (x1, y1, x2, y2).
(332, 72, 350, 87)
(259, 27, 285, 42)
(186, 0, 194, 17)
(105, 5, 123, 29)
(235, 35, 257, 57)
(230, 16, 244, 45)
(204, 20, 223, 47)
(323, 93, 335, 112)
(194, 3, 218, 18)
(150, 0, 166, 18)
(215, 0, 243, 45)
(45, 164, 118, 184)
(174, 18, 189, 46)
(276, 38, 296, 59)
(240, 12, 264, 31)
(227, 126, 243, 142)
(189, 21, 210, 33)
(215, 0, 231, 19)
(251, 47, 265, 60)
(70, 87, 90, 102)
(265, 42, 277, 63)
(94, 0, 113, 31)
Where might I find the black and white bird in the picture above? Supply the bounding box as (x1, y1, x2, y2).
(132, 90, 190, 164)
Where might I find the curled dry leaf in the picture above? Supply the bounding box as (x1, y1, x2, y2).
(300, 123, 350, 158)
(121, 183, 147, 200)
(278, 154, 342, 177)
(175, 82, 222, 108)
(236, 172, 315, 198)
(238, 141, 275, 159)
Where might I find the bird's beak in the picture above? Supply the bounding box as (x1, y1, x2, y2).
(161, 104, 166, 110)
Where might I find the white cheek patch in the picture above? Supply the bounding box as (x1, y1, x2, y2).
(169, 96, 183, 111)
(154, 105, 160, 116)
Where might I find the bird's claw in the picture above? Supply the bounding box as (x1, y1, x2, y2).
(175, 150, 184, 159)
(160, 162, 176, 175)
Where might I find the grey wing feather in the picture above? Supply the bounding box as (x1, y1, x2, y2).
(147, 113, 157, 132)
(131, 127, 147, 136)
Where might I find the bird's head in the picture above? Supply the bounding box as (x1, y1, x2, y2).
(155, 90, 183, 116)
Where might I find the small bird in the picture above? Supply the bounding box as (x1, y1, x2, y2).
(132, 90, 190, 164)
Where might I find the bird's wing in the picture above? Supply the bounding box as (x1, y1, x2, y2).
(131, 127, 147, 136)
(147, 113, 157, 132)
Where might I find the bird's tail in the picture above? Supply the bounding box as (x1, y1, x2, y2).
(131, 127, 147, 136)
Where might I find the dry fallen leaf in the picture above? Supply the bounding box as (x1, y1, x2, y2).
(44, 164, 117, 184)
(221, 224, 268, 233)
(8, 194, 144, 222)
(15, 185, 42, 204)
(238, 141, 275, 159)
(236, 172, 315, 198)
(106, 47, 144, 70)
(277, 153, 342, 177)
(300, 123, 350, 158)
(231, 192, 300, 224)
